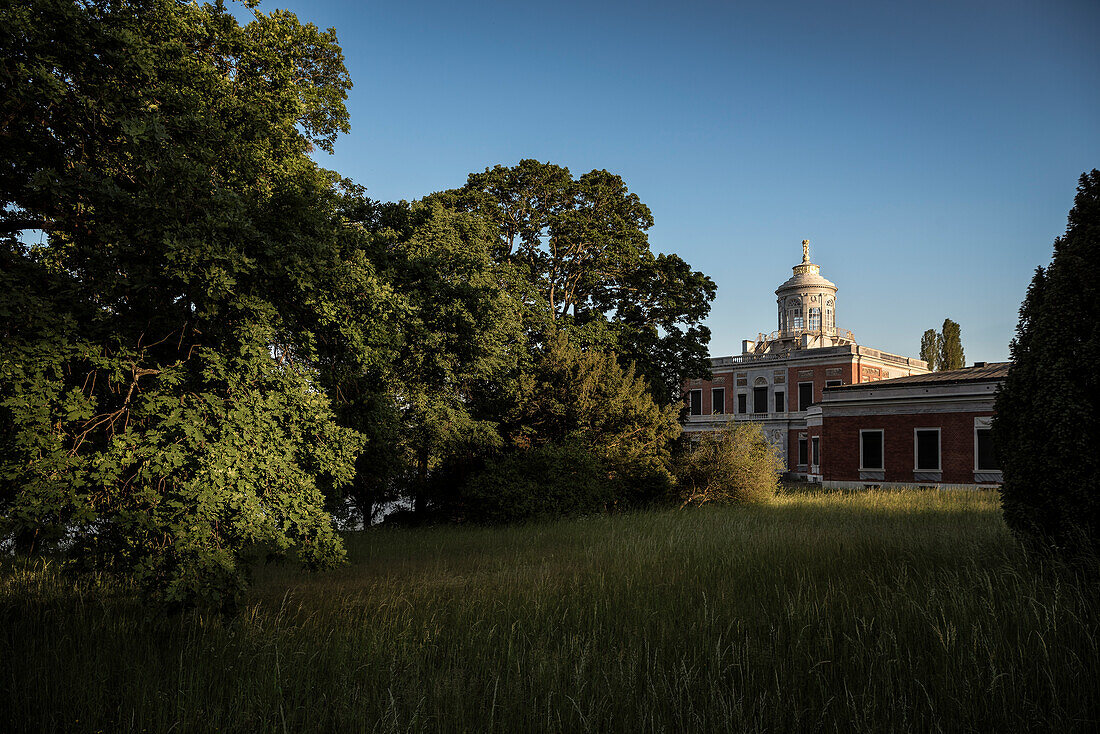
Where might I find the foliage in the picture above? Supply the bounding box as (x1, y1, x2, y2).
(938, 318, 965, 371)
(920, 328, 939, 371)
(994, 170, 1100, 557)
(678, 422, 783, 506)
(0, 0, 366, 605)
(458, 441, 612, 524)
(432, 160, 717, 403)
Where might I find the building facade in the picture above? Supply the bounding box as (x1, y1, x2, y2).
(682, 241, 1004, 488)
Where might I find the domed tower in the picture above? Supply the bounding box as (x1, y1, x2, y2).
(776, 239, 837, 338)
(745, 240, 854, 354)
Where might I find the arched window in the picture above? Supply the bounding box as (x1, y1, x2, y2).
(791, 305, 803, 330)
(808, 307, 821, 330)
(825, 299, 835, 332)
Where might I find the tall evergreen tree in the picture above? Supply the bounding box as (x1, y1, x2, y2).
(993, 170, 1100, 556)
(938, 318, 965, 371)
(920, 329, 939, 371)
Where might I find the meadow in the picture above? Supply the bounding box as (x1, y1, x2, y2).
(2, 487, 1098, 732)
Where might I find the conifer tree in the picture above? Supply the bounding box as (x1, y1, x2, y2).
(993, 170, 1100, 556)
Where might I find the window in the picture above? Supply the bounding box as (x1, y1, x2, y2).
(811, 437, 820, 466)
(792, 307, 803, 330)
(711, 388, 725, 414)
(774, 390, 785, 413)
(915, 429, 940, 471)
(753, 386, 768, 414)
(976, 428, 999, 471)
(860, 430, 884, 470)
(688, 389, 702, 416)
(825, 379, 842, 389)
(798, 437, 808, 466)
(825, 306, 834, 331)
(737, 393, 747, 414)
(798, 382, 814, 411)
(808, 307, 821, 330)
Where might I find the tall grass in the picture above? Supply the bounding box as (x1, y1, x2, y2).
(3, 488, 1098, 732)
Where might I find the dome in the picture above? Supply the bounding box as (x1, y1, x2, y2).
(775, 240, 836, 294)
(775, 267, 837, 293)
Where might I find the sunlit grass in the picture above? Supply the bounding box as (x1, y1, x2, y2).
(3, 488, 1098, 732)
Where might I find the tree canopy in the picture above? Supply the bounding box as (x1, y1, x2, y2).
(432, 160, 717, 403)
(1, 0, 368, 606)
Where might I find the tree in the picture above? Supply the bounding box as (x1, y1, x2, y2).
(457, 333, 681, 521)
(678, 423, 783, 506)
(938, 318, 965, 371)
(431, 160, 717, 403)
(993, 170, 1100, 556)
(920, 329, 939, 371)
(0, 0, 368, 606)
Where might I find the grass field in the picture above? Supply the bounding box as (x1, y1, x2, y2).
(3, 488, 1098, 732)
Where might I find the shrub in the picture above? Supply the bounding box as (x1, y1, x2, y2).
(459, 441, 611, 524)
(678, 422, 783, 506)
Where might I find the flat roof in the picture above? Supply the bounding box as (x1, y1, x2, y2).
(827, 362, 1010, 390)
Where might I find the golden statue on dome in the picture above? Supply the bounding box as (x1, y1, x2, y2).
(802, 239, 810, 263)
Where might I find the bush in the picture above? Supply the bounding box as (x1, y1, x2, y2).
(993, 170, 1100, 557)
(459, 441, 612, 524)
(678, 423, 783, 506)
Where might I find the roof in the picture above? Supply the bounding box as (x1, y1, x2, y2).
(775, 268, 837, 293)
(827, 362, 1010, 390)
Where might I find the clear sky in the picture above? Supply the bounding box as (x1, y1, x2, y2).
(266, 0, 1098, 363)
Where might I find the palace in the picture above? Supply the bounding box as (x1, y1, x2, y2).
(682, 241, 1004, 488)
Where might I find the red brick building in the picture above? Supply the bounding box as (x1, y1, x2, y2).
(682, 241, 1003, 488)
(808, 363, 1006, 488)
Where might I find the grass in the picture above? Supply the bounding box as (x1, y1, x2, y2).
(2, 488, 1098, 732)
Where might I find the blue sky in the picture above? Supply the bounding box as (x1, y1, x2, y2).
(270, 0, 1098, 363)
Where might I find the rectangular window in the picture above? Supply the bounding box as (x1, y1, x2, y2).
(915, 429, 940, 471)
(774, 390, 785, 413)
(811, 436, 820, 466)
(825, 380, 842, 388)
(798, 437, 808, 466)
(860, 430, 884, 470)
(808, 307, 821, 330)
(688, 389, 702, 416)
(737, 393, 747, 414)
(798, 382, 814, 411)
(976, 429, 999, 471)
(753, 386, 768, 414)
(711, 388, 725, 414)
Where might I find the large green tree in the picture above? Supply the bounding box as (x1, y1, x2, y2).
(0, 0, 372, 605)
(431, 160, 717, 403)
(993, 170, 1100, 556)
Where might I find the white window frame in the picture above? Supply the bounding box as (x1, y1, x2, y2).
(859, 429, 884, 471)
(688, 389, 702, 416)
(913, 428, 941, 472)
(798, 381, 814, 412)
(974, 417, 998, 472)
(711, 387, 725, 415)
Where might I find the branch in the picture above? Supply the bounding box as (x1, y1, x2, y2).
(0, 218, 57, 235)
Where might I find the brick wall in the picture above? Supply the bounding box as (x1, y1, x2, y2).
(787, 362, 855, 409)
(821, 411, 992, 484)
(683, 373, 734, 415)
